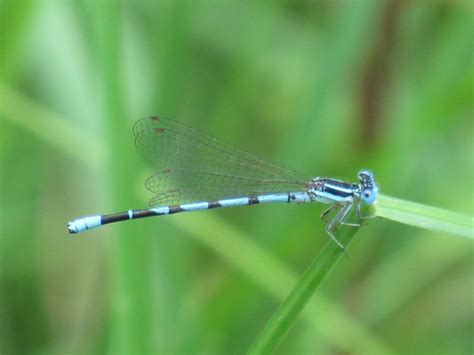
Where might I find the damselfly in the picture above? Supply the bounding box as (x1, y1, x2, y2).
(68, 116, 378, 249)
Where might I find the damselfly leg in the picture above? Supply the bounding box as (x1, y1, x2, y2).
(324, 202, 363, 251)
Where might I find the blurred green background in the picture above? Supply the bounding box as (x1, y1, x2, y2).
(0, 1, 472, 354)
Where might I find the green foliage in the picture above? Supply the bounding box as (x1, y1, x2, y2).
(0, 1, 472, 354)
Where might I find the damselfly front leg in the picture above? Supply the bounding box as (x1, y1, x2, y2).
(339, 203, 362, 227)
(322, 202, 361, 228)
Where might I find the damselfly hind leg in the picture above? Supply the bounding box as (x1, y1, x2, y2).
(325, 203, 350, 250)
(324, 202, 362, 253)
(320, 204, 338, 222)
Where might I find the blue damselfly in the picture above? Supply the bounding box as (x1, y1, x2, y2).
(68, 116, 378, 248)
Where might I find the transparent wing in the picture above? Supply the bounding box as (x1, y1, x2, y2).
(133, 116, 309, 206)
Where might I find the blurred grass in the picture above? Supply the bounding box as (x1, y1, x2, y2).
(0, 1, 473, 354)
(0, 83, 103, 172)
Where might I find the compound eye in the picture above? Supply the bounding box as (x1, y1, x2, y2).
(361, 189, 376, 204)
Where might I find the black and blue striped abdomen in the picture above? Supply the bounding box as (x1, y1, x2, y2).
(68, 191, 312, 233)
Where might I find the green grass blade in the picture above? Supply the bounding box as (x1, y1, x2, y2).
(376, 194, 473, 240)
(247, 220, 361, 354)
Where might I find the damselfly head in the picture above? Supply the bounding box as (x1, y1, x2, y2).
(357, 169, 378, 204)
